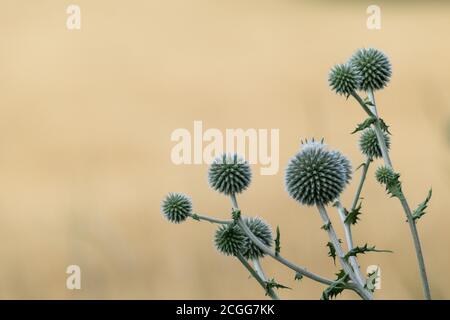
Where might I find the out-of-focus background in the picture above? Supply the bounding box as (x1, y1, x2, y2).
(0, 0, 449, 299)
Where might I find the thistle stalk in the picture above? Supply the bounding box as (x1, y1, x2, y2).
(335, 200, 365, 287)
(351, 89, 431, 300)
(236, 253, 279, 300)
(317, 204, 373, 300)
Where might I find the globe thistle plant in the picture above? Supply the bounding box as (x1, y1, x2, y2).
(241, 217, 273, 260)
(349, 48, 392, 91)
(214, 224, 246, 256)
(328, 63, 360, 96)
(161, 47, 431, 300)
(161, 193, 192, 223)
(359, 128, 391, 159)
(208, 153, 252, 195)
(285, 140, 352, 206)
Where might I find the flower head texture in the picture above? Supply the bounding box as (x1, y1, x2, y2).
(285, 140, 352, 206)
(242, 217, 272, 260)
(359, 128, 391, 159)
(328, 63, 360, 96)
(208, 154, 252, 195)
(375, 166, 396, 185)
(161, 193, 192, 223)
(349, 48, 392, 91)
(214, 224, 246, 256)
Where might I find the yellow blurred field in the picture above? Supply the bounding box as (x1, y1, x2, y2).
(0, 1, 449, 299)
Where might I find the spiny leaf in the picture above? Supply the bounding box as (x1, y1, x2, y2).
(365, 269, 379, 293)
(326, 240, 342, 265)
(345, 202, 362, 225)
(231, 209, 241, 222)
(412, 189, 432, 222)
(383, 171, 404, 200)
(265, 278, 291, 296)
(294, 273, 303, 282)
(190, 213, 200, 221)
(378, 118, 391, 135)
(275, 226, 281, 256)
(321, 222, 331, 231)
(344, 244, 392, 261)
(321, 270, 349, 300)
(351, 117, 377, 134)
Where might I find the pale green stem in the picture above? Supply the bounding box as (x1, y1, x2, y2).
(351, 89, 431, 300)
(229, 194, 334, 286)
(351, 158, 371, 211)
(189, 213, 230, 225)
(236, 253, 279, 300)
(335, 200, 365, 288)
(317, 204, 373, 300)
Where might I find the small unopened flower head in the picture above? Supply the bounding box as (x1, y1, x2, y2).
(285, 139, 352, 206)
(161, 193, 192, 223)
(242, 217, 272, 260)
(208, 154, 252, 195)
(349, 48, 392, 91)
(359, 128, 391, 159)
(328, 63, 360, 96)
(375, 166, 396, 185)
(214, 224, 246, 256)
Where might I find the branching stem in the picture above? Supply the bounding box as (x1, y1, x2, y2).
(351, 89, 431, 300)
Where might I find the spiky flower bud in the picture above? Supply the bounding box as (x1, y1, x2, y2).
(328, 63, 360, 96)
(349, 48, 392, 91)
(161, 193, 192, 223)
(359, 128, 391, 159)
(285, 140, 352, 206)
(242, 217, 272, 260)
(375, 166, 396, 185)
(208, 154, 252, 195)
(214, 224, 246, 256)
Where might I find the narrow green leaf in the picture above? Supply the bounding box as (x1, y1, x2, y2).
(265, 278, 291, 296)
(412, 189, 432, 222)
(275, 226, 281, 256)
(321, 222, 331, 231)
(345, 202, 362, 225)
(344, 244, 392, 261)
(294, 273, 303, 282)
(351, 117, 377, 134)
(378, 118, 391, 135)
(326, 241, 342, 265)
(365, 269, 379, 293)
(321, 270, 349, 300)
(191, 214, 200, 221)
(231, 209, 241, 222)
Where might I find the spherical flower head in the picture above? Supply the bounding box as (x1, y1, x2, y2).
(214, 224, 246, 256)
(161, 193, 192, 223)
(359, 128, 391, 159)
(242, 217, 272, 260)
(285, 140, 352, 206)
(328, 63, 360, 96)
(349, 48, 392, 91)
(375, 166, 396, 185)
(208, 154, 252, 195)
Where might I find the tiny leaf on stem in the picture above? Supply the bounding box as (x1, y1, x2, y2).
(351, 117, 377, 134)
(321, 270, 349, 300)
(265, 278, 291, 296)
(275, 226, 281, 256)
(412, 189, 432, 222)
(345, 202, 363, 225)
(365, 269, 379, 293)
(294, 273, 303, 282)
(344, 244, 392, 261)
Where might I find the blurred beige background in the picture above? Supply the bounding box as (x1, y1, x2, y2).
(0, 0, 449, 299)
